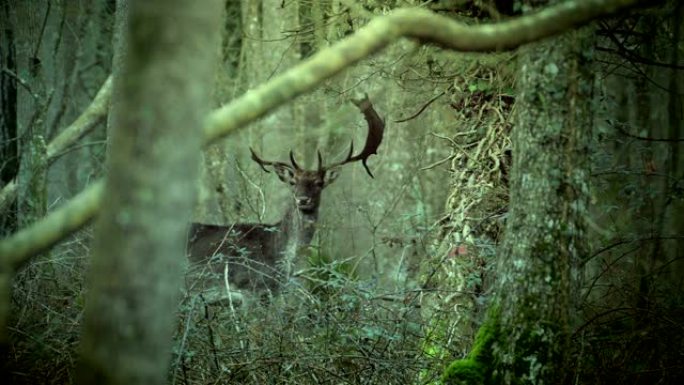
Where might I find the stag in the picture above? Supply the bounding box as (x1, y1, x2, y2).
(186, 96, 385, 297)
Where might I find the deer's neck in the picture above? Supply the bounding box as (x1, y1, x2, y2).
(279, 204, 318, 246)
(273, 203, 318, 281)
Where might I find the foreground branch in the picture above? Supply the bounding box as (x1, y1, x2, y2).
(0, 0, 646, 270)
(2, 181, 103, 271)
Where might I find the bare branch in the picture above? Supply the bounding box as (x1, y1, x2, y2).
(47, 76, 112, 159)
(0, 181, 104, 271)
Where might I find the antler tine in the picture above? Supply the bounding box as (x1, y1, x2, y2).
(345, 141, 354, 162)
(250, 147, 293, 173)
(317, 150, 323, 171)
(250, 147, 272, 173)
(322, 141, 354, 171)
(289, 150, 301, 170)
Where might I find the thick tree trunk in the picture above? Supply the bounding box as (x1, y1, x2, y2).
(75, 1, 221, 384)
(493, 29, 593, 384)
(443, 26, 594, 385)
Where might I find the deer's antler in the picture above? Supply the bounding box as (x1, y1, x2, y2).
(250, 147, 296, 173)
(251, 95, 384, 177)
(325, 94, 385, 178)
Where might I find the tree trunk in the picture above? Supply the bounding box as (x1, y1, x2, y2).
(494, 28, 593, 385)
(0, 3, 19, 235)
(75, 1, 221, 384)
(444, 24, 594, 385)
(12, 0, 49, 228)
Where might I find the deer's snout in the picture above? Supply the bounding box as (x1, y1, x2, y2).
(296, 196, 315, 210)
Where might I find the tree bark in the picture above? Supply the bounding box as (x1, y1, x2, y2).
(12, 0, 49, 228)
(494, 29, 593, 385)
(75, 1, 221, 384)
(0, 2, 19, 235)
(443, 25, 595, 385)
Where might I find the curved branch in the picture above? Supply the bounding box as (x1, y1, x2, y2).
(47, 76, 112, 159)
(394, 88, 449, 123)
(1, 181, 104, 271)
(0, 0, 647, 269)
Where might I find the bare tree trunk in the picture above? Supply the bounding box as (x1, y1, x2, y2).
(11, 0, 49, 228)
(0, 3, 19, 235)
(75, 1, 221, 384)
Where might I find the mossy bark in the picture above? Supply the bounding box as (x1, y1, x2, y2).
(75, 1, 221, 384)
(17, 135, 47, 227)
(495, 29, 593, 385)
(444, 22, 594, 385)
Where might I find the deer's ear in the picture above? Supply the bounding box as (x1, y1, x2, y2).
(324, 169, 340, 186)
(273, 165, 296, 185)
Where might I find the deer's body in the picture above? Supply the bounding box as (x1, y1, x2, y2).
(186, 95, 384, 295)
(187, 204, 319, 291)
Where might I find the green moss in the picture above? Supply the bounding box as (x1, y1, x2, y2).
(468, 315, 496, 360)
(443, 359, 485, 385)
(442, 307, 500, 385)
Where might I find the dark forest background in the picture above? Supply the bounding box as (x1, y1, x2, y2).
(1, 1, 683, 384)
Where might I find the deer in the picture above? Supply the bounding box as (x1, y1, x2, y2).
(185, 95, 385, 300)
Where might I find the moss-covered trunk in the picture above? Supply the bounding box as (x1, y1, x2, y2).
(75, 1, 221, 384)
(493, 28, 593, 385)
(444, 23, 594, 385)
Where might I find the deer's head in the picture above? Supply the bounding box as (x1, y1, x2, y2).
(250, 150, 339, 214)
(249, 95, 385, 215)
